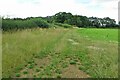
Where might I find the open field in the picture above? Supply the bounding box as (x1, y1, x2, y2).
(2, 28, 118, 78)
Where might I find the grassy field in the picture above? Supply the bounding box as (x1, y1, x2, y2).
(2, 28, 118, 78)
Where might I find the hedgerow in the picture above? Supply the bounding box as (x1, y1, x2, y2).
(2, 18, 50, 31)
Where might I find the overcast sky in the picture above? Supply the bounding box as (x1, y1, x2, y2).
(0, 0, 119, 23)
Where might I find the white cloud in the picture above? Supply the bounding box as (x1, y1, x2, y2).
(0, 0, 119, 23)
(83, 0, 119, 23)
(117, 0, 120, 22)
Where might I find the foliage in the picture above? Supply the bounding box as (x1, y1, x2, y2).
(15, 73, 20, 77)
(23, 71, 28, 74)
(119, 21, 120, 27)
(2, 12, 119, 31)
(54, 12, 73, 23)
(69, 60, 76, 65)
(35, 68, 40, 72)
(31, 18, 49, 28)
(55, 23, 72, 28)
(2, 18, 50, 31)
(45, 12, 118, 28)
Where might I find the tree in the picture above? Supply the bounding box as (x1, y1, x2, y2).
(89, 17, 101, 28)
(54, 12, 72, 23)
(103, 17, 116, 28)
(118, 21, 120, 26)
(45, 16, 54, 23)
(79, 16, 91, 27)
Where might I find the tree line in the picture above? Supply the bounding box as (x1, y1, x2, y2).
(45, 12, 119, 28)
(2, 17, 50, 31)
(2, 12, 120, 31)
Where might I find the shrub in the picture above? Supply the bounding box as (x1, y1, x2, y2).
(16, 73, 20, 77)
(2, 18, 50, 31)
(35, 68, 40, 72)
(28, 64, 34, 69)
(54, 23, 72, 28)
(23, 71, 28, 74)
(31, 18, 50, 28)
(56, 74, 62, 78)
(70, 60, 76, 65)
(62, 24, 72, 28)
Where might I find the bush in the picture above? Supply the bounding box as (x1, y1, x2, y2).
(2, 19, 36, 31)
(15, 73, 20, 77)
(2, 18, 50, 31)
(23, 71, 28, 74)
(35, 68, 40, 72)
(31, 18, 49, 28)
(62, 24, 72, 28)
(70, 60, 76, 65)
(54, 23, 72, 28)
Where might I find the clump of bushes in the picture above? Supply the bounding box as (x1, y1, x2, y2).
(23, 70, 28, 74)
(28, 64, 34, 69)
(54, 23, 72, 28)
(2, 18, 50, 31)
(35, 68, 40, 72)
(69, 60, 76, 65)
(15, 73, 20, 77)
(31, 18, 49, 28)
(2, 16, 74, 31)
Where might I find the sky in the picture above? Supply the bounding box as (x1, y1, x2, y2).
(0, 0, 119, 23)
(118, 1, 120, 21)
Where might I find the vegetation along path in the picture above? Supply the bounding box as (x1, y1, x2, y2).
(2, 28, 118, 78)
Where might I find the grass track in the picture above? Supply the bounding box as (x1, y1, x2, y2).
(2, 28, 118, 78)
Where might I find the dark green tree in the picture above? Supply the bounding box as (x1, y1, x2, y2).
(54, 12, 73, 23)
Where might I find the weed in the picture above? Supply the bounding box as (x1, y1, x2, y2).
(36, 68, 40, 72)
(15, 73, 20, 77)
(35, 63, 37, 65)
(33, 74, 36, 77)
(55, 69, 62, 74)
(28, 64, 34, 69)
(28, 60, 34, 64)
(24, 64, 28, 67)
(15, 67, 23, 71)
(79, 65, 85, 71)
(28, 61, 32, 64)
(56, 74, 62, 78)
(32, 53, 35, 56)
(34, 55, 39, 58)
(23, 70, 28, 74)
(40, 65, 44, 68)
(70, 60, 76, 65)
(31, 60, 34, 63)
(62, 63, 68, 68)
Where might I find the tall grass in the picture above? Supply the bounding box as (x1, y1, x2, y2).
(2, 28, 67, 77)
(76, 28, 118, 77)
(2, 28, 118, 78)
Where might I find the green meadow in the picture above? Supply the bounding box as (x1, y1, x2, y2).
(2, 28, 118, 78)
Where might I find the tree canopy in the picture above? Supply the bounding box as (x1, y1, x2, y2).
(45, 12, 118, 28)
(2, 12, 119, 31)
